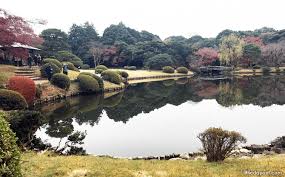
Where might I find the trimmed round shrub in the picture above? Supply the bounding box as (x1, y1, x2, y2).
(95, 65, 108, 71)
(0, 112, 21, 177)
(40, 63, 61, 78)
(82, 64, 90, 69)
(116, 71, 129, 78)
(101, 70, 122, 84)
(0, 89, 27, 110)
(8, 76, 36, 104)
(43, 58, 63, 69)
(79, 72, 104, 91)
(78, 75, 100, 93)
(95, 69, 104, 74)
(262, 67, 271, 75)
(162, 66, 175, 73)
(51, 73, 71, 90)
(176, 67, 188, 74)
(64, 62, 78, 71)
(70, 60, 83, 68)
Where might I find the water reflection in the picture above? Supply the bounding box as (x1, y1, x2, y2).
(33, 76, 285, 156)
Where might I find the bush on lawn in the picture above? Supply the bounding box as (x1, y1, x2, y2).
(198, 127, 246, 162)
(0, 89, 27, 110)
(43, 58, 63, 69)
(8, 76, 36, 104)
(176, 67, 188, 74)
(40, 63, 61, 78)
(0, 112, 21, 177)
(101, 70, 122, 84)
(162, 66, 175, 73)
(63, 62, 79, 71)
(51, 73, 71, 90)
(79, 72, 104, 91)
(116, 71, 129, 78)
(95, 65, 108, 74)
(77, 75, 100, 93)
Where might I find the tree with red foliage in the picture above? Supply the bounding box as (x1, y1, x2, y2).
(0, 8, 43, 59)
(194, 47, 219, 66)
(8, 76, 36, 105)
(243, 36, 264, 47)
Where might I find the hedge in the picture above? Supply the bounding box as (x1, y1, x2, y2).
(51, 73, 71, 90)
(176, 67, 188, 74)
(101, 70, 122, 84)
(77, 75, 100, 93)
(43, 58, 63, 69)
(8, 76, 36, 105)
(162, 66, 175, 73)
(0, 89, 27, 110)
(81, 64, 90, 69)
(0, 112, 21, 177)
(79, 72, 104, 91)
(40, 63, 61, 78)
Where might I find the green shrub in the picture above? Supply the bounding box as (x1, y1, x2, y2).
(198, 127, 246, 162)
(176, 67, 188, 74)
(40, 63, 61, 78)
(95, 65, 108, 71)
(82, 64, 90, 69)
(101, 70, 122, 84)
(124, 66, 136, 70)
(63, 62, 78, 71)
(0, 112, 21, 177)
(79, 72, 104, 91)
(51, 73, 71, 90)
(0, 89, 28, 110)
(70, 60, 83, 68)
(95, 68, 104, 74)
(116, 71, 129, 78)
(43, 58, 63, 69)
(77, 75, 100, 93)
(262, 67, 271, 75)
(162, 66, 175, 73)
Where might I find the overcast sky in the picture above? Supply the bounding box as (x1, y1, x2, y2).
(2, 0, 285, 39)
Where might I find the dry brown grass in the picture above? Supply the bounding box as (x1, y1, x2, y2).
(21, 152, 285, 177)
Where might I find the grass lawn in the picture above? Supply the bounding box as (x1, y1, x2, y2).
(110, 69, 193, 78)
(21, 152, 285, 177)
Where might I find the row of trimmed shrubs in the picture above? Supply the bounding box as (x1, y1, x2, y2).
(162, 66, 189, 74)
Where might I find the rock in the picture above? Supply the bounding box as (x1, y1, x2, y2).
(179, 153, 191, 160)
(194, 156, 206, 161)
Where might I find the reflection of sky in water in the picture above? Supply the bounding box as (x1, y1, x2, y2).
(36, 99, 285, 157)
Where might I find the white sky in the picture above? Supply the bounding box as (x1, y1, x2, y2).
(2, 0, 285, 39)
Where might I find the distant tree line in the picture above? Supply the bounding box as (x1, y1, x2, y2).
(38, 23, 285, 69)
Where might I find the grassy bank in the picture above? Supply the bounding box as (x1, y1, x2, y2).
(21, 152, 285, 177)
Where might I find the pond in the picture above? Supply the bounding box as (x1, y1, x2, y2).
(32, 75, 285, 157)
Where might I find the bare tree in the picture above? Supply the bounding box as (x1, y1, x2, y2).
(89, 42, 104, 67)
(261, 41, 285, 67)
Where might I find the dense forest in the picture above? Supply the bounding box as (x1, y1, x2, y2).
(39, 22, 285, 69)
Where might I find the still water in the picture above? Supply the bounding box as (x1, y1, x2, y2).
(35, 76, 285, 157)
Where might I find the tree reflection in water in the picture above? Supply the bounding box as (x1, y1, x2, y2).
(15, 75, 285, 152)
